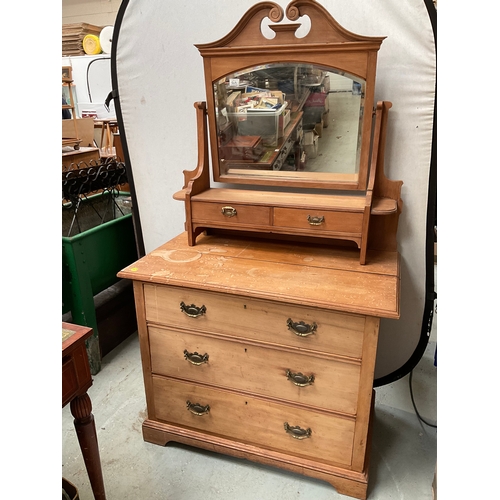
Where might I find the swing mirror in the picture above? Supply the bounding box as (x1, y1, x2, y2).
(213, 63, 366, 185)
(197, 0, 385, 191)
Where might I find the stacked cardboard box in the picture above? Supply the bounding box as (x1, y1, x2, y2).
(62, 23, 102, 56)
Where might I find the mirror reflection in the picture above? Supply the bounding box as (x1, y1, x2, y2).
(214, 63, 365, 179)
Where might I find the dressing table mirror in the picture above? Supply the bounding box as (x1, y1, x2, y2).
(213, 63, 366, 185)
(174, 0, 403, 263)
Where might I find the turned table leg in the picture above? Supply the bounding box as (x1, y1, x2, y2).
(70, 393, 107, 500)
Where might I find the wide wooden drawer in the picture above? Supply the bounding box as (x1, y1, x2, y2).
(152, 375, 355, 467)
(191, 201, 270, 227)
(149, 326, 360, 415)
(144, 284, 365, 359)
(273, 207, 363, 234)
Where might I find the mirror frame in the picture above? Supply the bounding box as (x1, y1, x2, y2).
(196, 0, 385, 191)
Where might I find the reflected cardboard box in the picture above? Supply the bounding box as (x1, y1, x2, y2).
(220, 135, 264, 161)
(303, 129, 319, 159)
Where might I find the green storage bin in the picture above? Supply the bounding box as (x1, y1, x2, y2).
(62, 191, 138, 374)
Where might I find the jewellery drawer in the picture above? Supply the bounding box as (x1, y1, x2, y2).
(273, 207, 363, 234)
(191, 201, 271, 227)
(149, 326, 361, 415)
(152, 375, 355, 467)
(144, 284, 365, 359)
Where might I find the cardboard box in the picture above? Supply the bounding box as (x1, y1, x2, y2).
(303, 130, 319, 159)
(322, 109, 330, 128)
(278, 109, 291, 138)
(323, 74, 330, 93)
(270, 90, 285, 104)
(226, 90, 241, 106)
(314, 121, 323, 138)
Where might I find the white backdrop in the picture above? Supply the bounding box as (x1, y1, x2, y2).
(114, 0, 436, 379)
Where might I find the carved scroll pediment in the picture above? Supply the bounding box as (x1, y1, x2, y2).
(196, 0, 385, 53)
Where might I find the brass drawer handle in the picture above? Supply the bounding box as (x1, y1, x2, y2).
(184, 349, 209, 365)
(287, 318, 317, 337)
(284, 422, 312, 440)
(286, 369, 315, 387)
(221, 206, 237, 217)
(186, 400, 210, 416)
(307, 215, 325, 226)
(180, 301, 206, 318)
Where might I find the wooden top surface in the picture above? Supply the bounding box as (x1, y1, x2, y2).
(61, 146, 99, 157)
(62, 322, 93, 353)
(190, 188, 367, 211)
(118, 232, 400, 319)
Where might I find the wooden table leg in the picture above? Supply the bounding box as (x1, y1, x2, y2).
(100, 125, 106, 154)
(70, 393, 107, 500)
(106, 123, 112, 155)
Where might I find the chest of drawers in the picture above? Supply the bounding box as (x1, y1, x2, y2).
(118, 232, 400, 500)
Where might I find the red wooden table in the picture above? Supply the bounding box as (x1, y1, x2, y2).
(63, 322, 106, 500)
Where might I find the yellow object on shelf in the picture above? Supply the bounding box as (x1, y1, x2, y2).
(83, 34, 101, 55)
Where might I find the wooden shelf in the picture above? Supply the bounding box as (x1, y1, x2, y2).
(62, 67, 80, 149)
(371, 197, 398, 215)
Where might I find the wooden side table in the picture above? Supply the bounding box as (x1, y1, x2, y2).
(62, 322, 107, 500)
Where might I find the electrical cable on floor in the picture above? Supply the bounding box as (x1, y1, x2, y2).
(409, 370, 437, 428)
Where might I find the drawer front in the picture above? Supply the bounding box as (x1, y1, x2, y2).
(150, 326, 360, 415)
(191, 201, 270, 227)
(144, 284, 365, 359)
(62, 357, 78, 406)
(273, 207, 363, 234)
(62, 343, 92, 407)
(152, 375, 355, 467)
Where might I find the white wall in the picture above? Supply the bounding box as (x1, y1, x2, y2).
(62, 0, 121, 27)
(62, 55, 116, 119)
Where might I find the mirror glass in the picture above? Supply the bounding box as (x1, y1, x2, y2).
(213, 63, 365, 183)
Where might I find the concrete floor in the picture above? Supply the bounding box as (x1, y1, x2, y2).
(62, 310, 436, 500)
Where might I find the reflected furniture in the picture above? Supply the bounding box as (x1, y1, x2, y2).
(121, 2, 403, 499)
(62, 322, 107, 500)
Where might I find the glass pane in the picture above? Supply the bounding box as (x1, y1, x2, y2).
(214, 63, 365, 181)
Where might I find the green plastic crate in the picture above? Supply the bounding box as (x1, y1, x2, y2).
(62, 192, 138, 374)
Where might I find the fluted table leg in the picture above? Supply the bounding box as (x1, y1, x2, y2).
(70, 393, 106, 500)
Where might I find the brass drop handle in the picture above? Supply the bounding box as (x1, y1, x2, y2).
(184, 349, 209, 365)
(287, 318, 317, 337)
(307, 215, 325, 226)
(180, 301, 206, 318)
(286, 369, 315, 387)
(284, 422, 312, 440)
(221, 206, 237, 217)
(186, 400, 210, 416)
